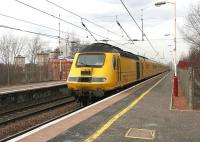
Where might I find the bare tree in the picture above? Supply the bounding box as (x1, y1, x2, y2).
(181, 3, 200, 67)
(0, 34, 26, 64)
(0, 34, 26, 84)
(70, 36, 81, 57)
(27, 36, 45, 64)
(182, 4, 200, 49)
(188, 47, 200, 67)
(60, 32, 88, 58)
(68, 33, 89, 57)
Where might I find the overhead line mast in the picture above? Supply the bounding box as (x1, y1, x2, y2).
(120, 0, 159, 57)
(141, 9, 144, 41)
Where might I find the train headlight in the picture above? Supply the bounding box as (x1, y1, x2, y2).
(67, 77, 107, 82)
(91, 77, 107, 82)
(67, 77, 79, 82)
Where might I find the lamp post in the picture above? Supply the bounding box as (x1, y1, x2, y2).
(58, 14, 62, 80)
(155, 0, 178, 96)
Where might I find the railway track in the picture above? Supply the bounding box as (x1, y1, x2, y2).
(0, 95, 82, 142)
(0, 73, 165, 141)
(0, 96, 76, 125)
(0, 95, 71, 116)
(0, 84, 136, 141)
(0, 81, 140, 141)
(1, 106, 83, 142)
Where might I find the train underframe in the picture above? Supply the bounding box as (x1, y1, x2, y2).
(68, 88, 105, 106)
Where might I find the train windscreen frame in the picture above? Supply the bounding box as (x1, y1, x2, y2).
(76, 53, 105, 67)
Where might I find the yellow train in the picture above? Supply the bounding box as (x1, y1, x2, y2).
(67, 43, 168, 105)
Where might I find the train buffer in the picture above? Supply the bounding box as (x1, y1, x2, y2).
(10, 72, 200, 142)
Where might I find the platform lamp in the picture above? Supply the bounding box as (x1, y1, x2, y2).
(155, 0, 178, 96)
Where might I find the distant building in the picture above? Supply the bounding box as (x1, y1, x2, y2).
(14, 55, 25, 68)
(48, 58, 73, 80)
(49, 51, 59, 59)
(36, 52, 49, 66)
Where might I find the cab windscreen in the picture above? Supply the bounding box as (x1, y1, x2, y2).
(76, 54, 105, 67)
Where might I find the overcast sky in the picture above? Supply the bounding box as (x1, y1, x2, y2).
(0, 0, 199, 63)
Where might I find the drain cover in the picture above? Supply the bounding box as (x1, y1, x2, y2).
(125, 128, 155, 140)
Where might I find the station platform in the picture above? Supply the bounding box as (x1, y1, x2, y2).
(0, 81, 66, 95)
(14, 72, 200, 142)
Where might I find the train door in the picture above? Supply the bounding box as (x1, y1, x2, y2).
(112, 55, 118, 84)
(136, 62, 140, 80)
(141, 62, 144, 78)
(117, 57, 121, 82)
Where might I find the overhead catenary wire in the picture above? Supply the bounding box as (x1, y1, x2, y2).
(81, 20, 98, 42)
(0, 24, 95, 44)
(0, 25, 136, 54)
(0, 13, 70, 37)
(116, 19, 135, 45)
(115, 17, 141, 50)
(0, 13, 58, 32)
(0, 25, 60, 39)
(90, 38, 184, 41)
(15, 0, 123, 46)
(0, 13, 97, 41)
(45, 0, 125, 39)
(15, 0, 105, 39)
(120, 0, 159, 57)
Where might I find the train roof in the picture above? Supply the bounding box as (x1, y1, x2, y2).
(78, 43, 139, 60)
(79, 43, 121, 53)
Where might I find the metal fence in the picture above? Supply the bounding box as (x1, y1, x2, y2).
(0, 61, 72, 87)
(178, 67, 200, 109)
(0, 64, 49, 86)
(193, 68, 200, 109)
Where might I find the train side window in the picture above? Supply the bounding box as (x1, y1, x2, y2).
(112, 56, 117, 70)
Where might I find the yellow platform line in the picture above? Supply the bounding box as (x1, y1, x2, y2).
(84, 74, 168, 142)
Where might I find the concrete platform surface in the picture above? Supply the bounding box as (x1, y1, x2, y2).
(49, 73, 200, 142)
(0, 81, 66, 95)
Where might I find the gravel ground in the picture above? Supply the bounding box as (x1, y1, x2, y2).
(0, 102, 80, 140)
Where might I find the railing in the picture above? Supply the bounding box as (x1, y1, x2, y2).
(193, 68, 200, 109)
(178, 67, 200, 109)
(0, 61, 72, 87)
(0, 64, 49, 86)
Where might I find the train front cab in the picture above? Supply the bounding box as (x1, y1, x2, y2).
(67, 52, 122, 103)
